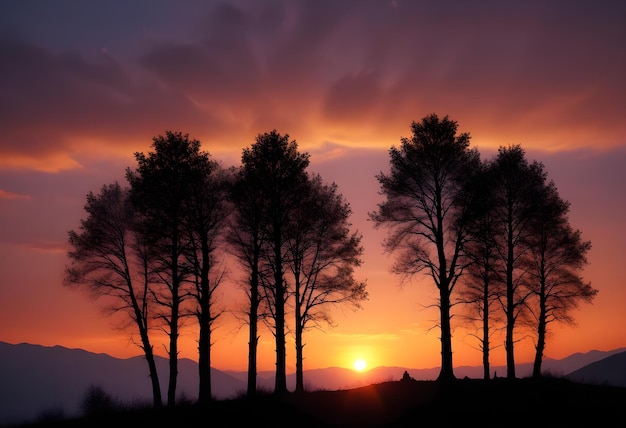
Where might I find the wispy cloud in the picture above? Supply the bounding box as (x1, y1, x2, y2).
(24, 240, 68, 255)
(0, 189, 31, 200)
(0, 0, 624, 174)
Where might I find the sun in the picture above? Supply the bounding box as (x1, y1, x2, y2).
(353, 359, 367, 372)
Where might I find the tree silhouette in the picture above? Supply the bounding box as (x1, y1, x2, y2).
(523, 179, 598, 377)
(287, 173, 368, 393)
(126, 131, 208, 406)
(65, 182, 163, 407)
(182, 156, 232, 404)
(486, 145, 546, 379)
(227, 163, 269, 396)
(458, 161, 503, 380)
(239, 130, 310, 394)
(370, 114, 481, 382)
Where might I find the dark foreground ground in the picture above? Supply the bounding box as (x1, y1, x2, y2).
(13, 377, 626, 427)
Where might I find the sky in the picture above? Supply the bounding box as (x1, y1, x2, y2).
(0, 0, 625, 374)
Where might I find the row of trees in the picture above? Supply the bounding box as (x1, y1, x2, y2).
(65, 113, 597, 408)
(370, 114, 597, 381)
(65, 130, 367, 407)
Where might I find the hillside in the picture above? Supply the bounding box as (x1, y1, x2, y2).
(1, 341, 625, 426)
(12, 378, 626, 427)
(567, 351, 626, 387)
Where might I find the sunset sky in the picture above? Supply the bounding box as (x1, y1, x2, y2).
(1, 0, 624, 374)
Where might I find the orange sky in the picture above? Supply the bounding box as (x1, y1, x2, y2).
(0, 0, 625, 373)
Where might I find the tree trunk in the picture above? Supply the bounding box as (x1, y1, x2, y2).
(274, 288, 287, 394)
(198, 321, 211, 403)
(273, 236, 288, 394)
(505, 227, 516, 379)
(141, 333, 162, 407)
(133, 282, 162, 407)
(295, 304, 304, 393)
(167, 244, 180, 406)
(438, 281, 455, 382)
(168, 306, 179, 406)
(247, 266, 259, 396)
(197, 296, 211, 404)
(533, 290, 547, 378)
(482, 288, 490, 381)
(197, 239, 212, 405)
(505, 303, 516, 379)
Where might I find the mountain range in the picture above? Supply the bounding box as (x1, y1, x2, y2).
(1, 341, 624, 427)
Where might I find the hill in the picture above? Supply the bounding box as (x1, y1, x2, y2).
(12, 378, 626, 427)
(0, 342, 245, 426)
(566, 350, 626, 387)
(1, 341, 625, 426)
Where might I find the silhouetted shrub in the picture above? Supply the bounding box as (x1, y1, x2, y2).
(175, 392, 195, 407)
(36, 406, 66, 424)
(80, 384, 119, 416)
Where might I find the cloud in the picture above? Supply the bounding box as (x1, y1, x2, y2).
(24, 240, 68, 254)
(0, 36, 225, 171)
(0, 0, 624, 176)
(0, 189, 31, 200)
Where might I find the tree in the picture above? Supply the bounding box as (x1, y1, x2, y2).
(487, 145, 546, 379)
(458, 162, 502, 380)
(239, 130, 310, 394)
(126, 131, 206, 406)
(182, 157, 232, 404)
(287, 174, 368, 393)
(65, 182, 162, 407)
(523, 179, 597, 377)
(369, 114, 481, 382)
(227, 163, 269, 396)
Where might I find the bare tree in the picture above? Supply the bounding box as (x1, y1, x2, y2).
(369, 114, 481, 382)
(65, 182, 162, 407)
(523, 179, 597, 377)
(287, 173, 368, 393)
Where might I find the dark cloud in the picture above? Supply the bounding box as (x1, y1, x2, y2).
(0, 0, 624, 172)
(0, 36, 226, 168)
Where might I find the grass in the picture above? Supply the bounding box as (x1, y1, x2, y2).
(11, 377, 626, 427)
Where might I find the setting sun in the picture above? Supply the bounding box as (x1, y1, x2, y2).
(353, 359, 367, 372)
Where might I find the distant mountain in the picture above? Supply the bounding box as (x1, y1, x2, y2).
(0, 342, 245, 427)
(566, 351, 626, 387)
(540, 348, 626, 378)
(1, 341, 624, 427)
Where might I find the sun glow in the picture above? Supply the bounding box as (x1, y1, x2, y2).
(353, 359, 367, 372)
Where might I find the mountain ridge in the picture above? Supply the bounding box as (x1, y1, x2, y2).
(1, 341, 624, 426)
